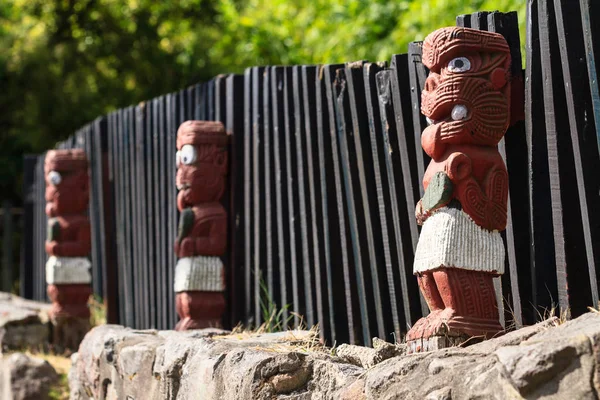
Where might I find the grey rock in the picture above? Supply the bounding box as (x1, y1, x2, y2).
(0, 352, 58, 400)
(68, 313, 600, 399)
(70, 326, 355, 400)
(336, 338, 404, 369)
(358, 312, 600, 399)
(0, 292, 51, 351)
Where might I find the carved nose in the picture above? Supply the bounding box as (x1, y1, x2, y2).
(424, 73, 441, 92)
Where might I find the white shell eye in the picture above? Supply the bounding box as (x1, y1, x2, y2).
(180, 145, 197, 165)
(176, 151, 182, 168)
(48, 170, 62, 186)
(447, 57, 471, 73)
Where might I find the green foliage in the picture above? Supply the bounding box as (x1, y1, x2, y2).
(259, 278, 293, 332)
(212, 0, 526, 69)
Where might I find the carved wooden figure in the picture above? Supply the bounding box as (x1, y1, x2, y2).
(174, 121, 229, 330)
(406, 27, 512, 351)
(44, 149, 92, 350)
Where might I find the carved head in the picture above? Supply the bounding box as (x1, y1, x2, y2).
(176, 121, 229, 211)
(421, 27, 511, 153)
(44, 149, 89, 217)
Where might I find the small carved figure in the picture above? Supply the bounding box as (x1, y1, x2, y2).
(406, 27, 511, 351)
(174, 121, 229, 330)
(44, 149, 92, 350)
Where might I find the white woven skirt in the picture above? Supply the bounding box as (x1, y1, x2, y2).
(174, 256, 224, 292)
(46, 256, 92, 285)
(413, 207, 505, 275)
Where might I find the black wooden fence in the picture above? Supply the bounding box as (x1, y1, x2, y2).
(22, 3, 600, 345)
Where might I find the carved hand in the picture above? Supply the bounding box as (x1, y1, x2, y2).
(417, 171, 454, 225)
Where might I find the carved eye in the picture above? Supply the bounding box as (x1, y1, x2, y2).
(48, 171, 62, 186)
(180, 145, 197, 165)
(447, 57, 471, 73)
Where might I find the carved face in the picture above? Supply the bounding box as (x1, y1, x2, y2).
(176, 121, 229, 211)
(44, 150, 89, 217)
(421, 27, 511, 148)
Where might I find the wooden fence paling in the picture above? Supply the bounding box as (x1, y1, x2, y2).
(2, 201, 13, 293)
(407, 42, 429, 198)
(525, 0, 559, 312)
(333, 66, 372, 345)
(252, 67, 266, 326)
(316, 64, 347, 344)
(283, 66, 304, 328)
(554, 0, 600, 307)
(323, 64, 356, 344)
(538, 0, 592, 315)
(364, 64, 401, 339)
(292, 66, 315, 328)
(302, 65, 329, 341)
(579, 0, 600, 156)
(270, 67, 290, 325)
(262, 67, 275, 310)
(243, 68, 253, 325)
(226, 74, 245, 326)
(21, 156, 37, 299)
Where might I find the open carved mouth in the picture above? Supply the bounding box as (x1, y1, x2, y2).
(425, 104, 469, 126)
(176, 183, 191, 191)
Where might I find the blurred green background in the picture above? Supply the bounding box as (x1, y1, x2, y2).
(0, 0, 525, 286)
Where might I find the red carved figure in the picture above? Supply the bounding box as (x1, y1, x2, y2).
(174, 121, 229, 330)
(44, 149, 92, 350)
(406, 27, 511, 351)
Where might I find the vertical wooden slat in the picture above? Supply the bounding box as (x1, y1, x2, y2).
(333, 66, 372, 345)
(579, 0, 600, 156)
(152, 98, 164, 328)
(292, 66, 315, 327)
(302, 65, 330, 341)
(226, 74, 245, 326)
(525, 0, 559, 314)
(252, 67, 266, 326)
(407, 42, 430, 196)
(364, 64, 401, 339)
(215, 75, 228, 124)
(262, 68, 275, 307)
(21, 155, 36, 299)
(537, 0, 574, 313)
(243, 68, 254, 325)
(283, 67, 303, 328)
(346, 61, 388, 341)
(323, 64, 355, 344)
(554, 0, 600, 308)
(271, 67, 290, 326)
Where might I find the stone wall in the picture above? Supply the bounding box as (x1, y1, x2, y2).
(69, 312, 600, 399)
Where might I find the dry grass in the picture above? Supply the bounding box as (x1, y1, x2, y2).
(88, 295, 107, 327)
(214, 324, 330, 355)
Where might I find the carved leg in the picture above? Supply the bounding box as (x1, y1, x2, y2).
(47, 284, 91, 352)
(433, 268, 503, 339)
(406, 272, 444, 341)
(175, 291, 225, 331)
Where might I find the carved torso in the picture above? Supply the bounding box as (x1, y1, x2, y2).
(175, 203, 227, 257)
(46, 215, 91, 257)
(417, 27, 511, 232)
(44, 150, 91, 257)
